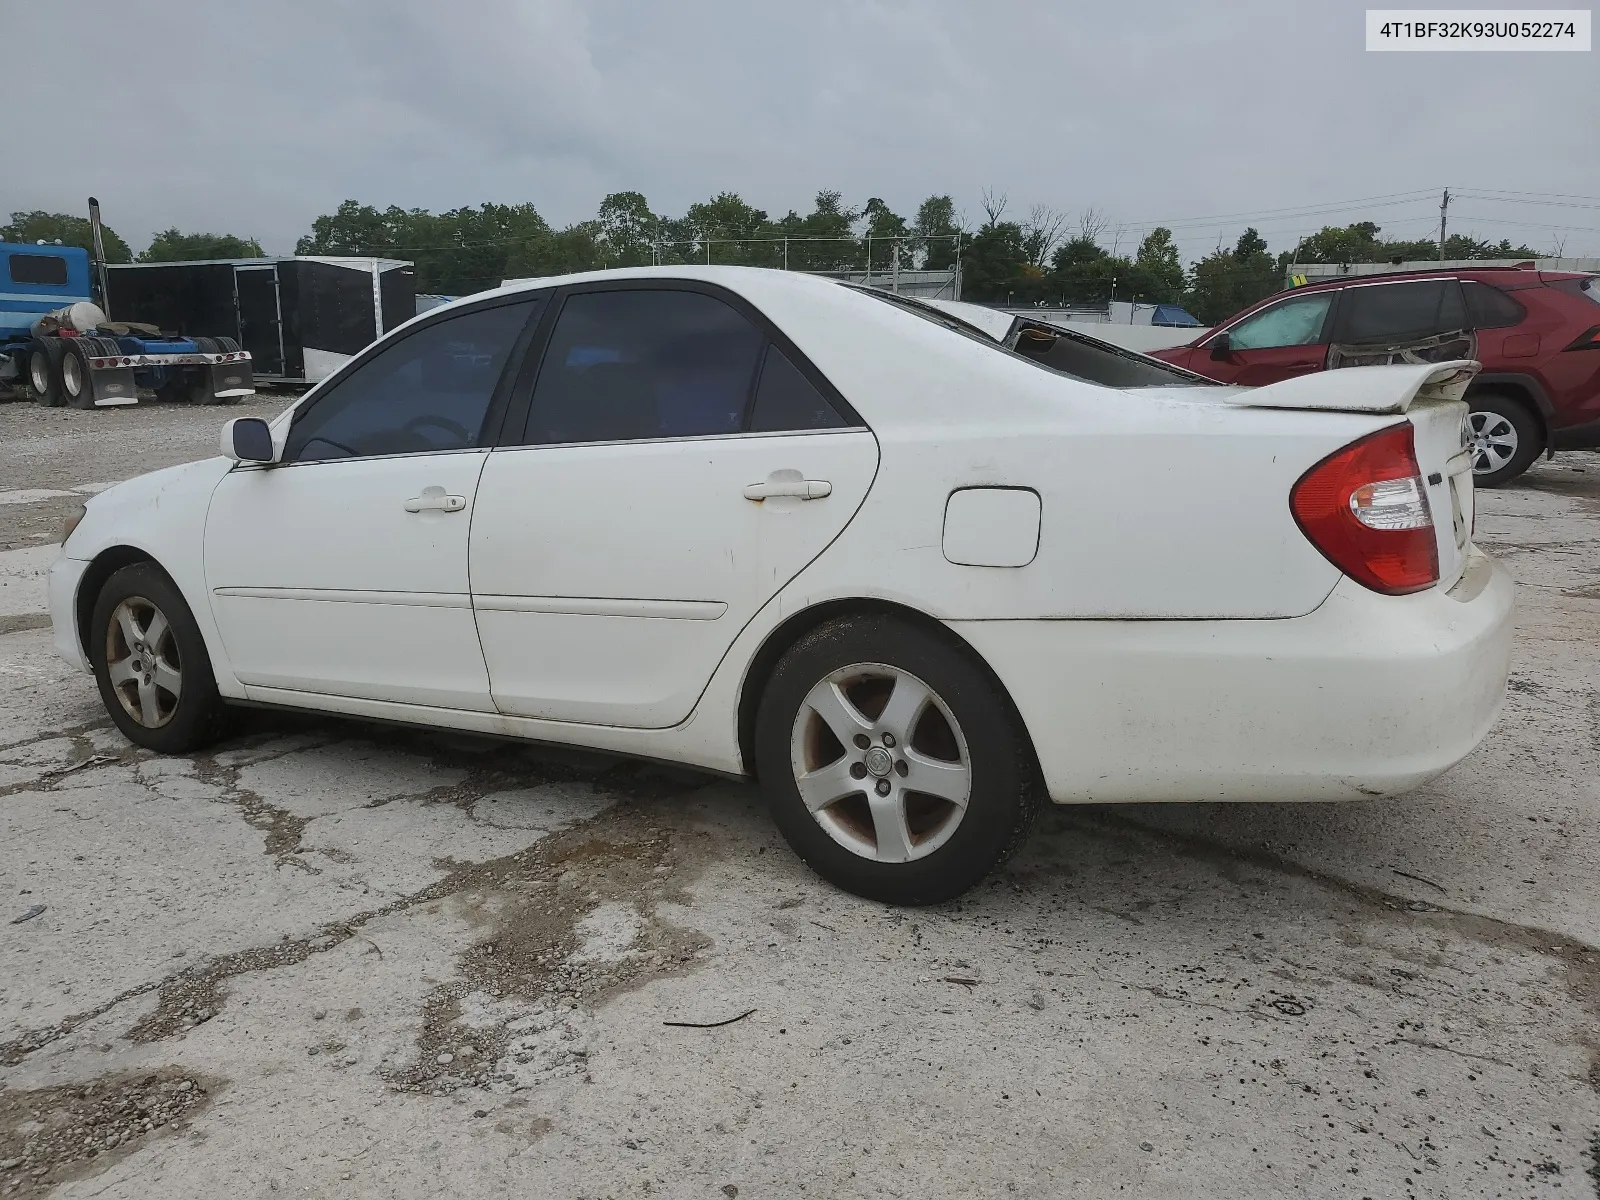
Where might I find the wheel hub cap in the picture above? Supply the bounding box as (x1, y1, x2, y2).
(105, 596, 182, 729)
(789, 662, 972, 864)
(1468, 411, 1517, 474)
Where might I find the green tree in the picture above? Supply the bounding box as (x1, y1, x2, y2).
(676, 192, 777, 266)
(861, 197, 911, 271)
(777, 190, 860, 272)
(296, 200, 561, 294)
(595, 191, 659, 266)
(961, 221, 1029, 303)
(913, 195, 961, 269)
(1130, 227, 1184, 304)
(1047, 235, 1134, 306)
(1288, 221, 1542, 268)
(139, 229, 264, 262)
(1184, 227, 1280, 323)
(2, 210, 132, 263)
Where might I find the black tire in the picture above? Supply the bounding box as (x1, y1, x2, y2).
(60, 339, 96, 410)
(754, 614, 1042, 905)
(27, 338, 64, 407)
(214, 336, 241, 353)
(1466, 391, 1542, 487)
(89, 562, 232, 754)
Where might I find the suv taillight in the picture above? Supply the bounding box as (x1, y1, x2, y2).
(1290, 423, 1438, 596)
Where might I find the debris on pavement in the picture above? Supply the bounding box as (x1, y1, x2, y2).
(662, 1008, 756, 1029)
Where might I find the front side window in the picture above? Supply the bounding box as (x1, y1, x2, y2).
(9, 254, 69, 286)
(1336, 279, 1467, 345)
(1224, 292, 1335, 350)
(521, 289, 765, 445)
(284, 300, 537, 463)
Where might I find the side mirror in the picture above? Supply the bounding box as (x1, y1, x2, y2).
(1208, 333, 1232, 361)
(221, 417, 276, 464)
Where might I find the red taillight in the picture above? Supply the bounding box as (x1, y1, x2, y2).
(1290, 423, 1438, 596)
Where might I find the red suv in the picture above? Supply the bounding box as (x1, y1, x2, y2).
(1151, 267, 1600, 485)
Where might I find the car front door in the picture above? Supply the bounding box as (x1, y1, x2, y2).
(204, 296, 541, 709)
(1201, 289, 1339, 385)
(470, 283, 880, 728)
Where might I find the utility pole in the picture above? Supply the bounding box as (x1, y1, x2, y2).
(1438, 188, 1450, 261)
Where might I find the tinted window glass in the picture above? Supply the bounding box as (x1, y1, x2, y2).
(9, 254, 69, 286)
(522, 290, 764, 445)
(1337, 280, 1467, 344)
(748, 346, 848, 431)
(1462, 281, 1527, 328)
(1225, 292, 1334, 350)
(284, 300, 536, 463)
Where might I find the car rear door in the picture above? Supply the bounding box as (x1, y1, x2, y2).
(469, 282, 879, 729)
(1201, 288, 1339, 385)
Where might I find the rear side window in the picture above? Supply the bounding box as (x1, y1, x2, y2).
(8, 254, 69, 286)
(1224, 291, 1335, 350)
(1548, 276, 1600, 307)
(284, 300, 538, 463)
(1462, 281, 1526, 328)
(748, 346, 848, 431)
(521, 289, 765, 445)
(1336, 279, 1467, 344)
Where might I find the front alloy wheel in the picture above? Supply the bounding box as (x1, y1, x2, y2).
(105, 596, 183, 728)
(90, 562, 231, 753)
(791, 663, 971, 863)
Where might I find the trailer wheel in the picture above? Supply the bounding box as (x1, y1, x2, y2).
(61, 340, 96, 410)
(191, 337, 220, 354)
(215, 337, 241, 353)
(27, 338, 65, 407)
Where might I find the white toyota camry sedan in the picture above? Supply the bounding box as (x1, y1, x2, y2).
(48, 266, 1514, 904)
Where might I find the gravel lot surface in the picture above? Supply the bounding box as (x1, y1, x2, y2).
(1, 397, 1598, 1198)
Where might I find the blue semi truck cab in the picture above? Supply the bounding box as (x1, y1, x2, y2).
(1, 238, 254, 408)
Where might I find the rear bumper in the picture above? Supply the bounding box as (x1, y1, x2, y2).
(954, 550, 1514, 803)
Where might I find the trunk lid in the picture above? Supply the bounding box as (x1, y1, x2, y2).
(1407, 397, 1475, 591)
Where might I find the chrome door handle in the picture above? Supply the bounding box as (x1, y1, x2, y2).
(743, 478, 831, 501)
(405, 486, 467, 513)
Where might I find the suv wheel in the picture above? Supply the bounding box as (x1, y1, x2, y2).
(1466, 391, 1542, 487)
(754, 614, 1041, 905)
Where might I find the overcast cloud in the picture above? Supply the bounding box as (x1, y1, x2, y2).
(8, 0, 1598, 260)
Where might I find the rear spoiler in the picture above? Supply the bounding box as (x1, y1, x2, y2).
(1227, 360, 1479, 415)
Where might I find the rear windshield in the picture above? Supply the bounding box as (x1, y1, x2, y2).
(848, 286, 1213, 389)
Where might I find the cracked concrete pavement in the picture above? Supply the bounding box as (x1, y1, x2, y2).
(1, 400, 1598, 1197)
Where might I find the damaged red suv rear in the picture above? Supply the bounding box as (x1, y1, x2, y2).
(1151, 267, 1600, 485)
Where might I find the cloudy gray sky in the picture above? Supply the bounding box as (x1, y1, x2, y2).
(9, 0, 1599, 260)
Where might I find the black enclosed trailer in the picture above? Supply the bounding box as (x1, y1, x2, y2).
(105, 257, 414, 385)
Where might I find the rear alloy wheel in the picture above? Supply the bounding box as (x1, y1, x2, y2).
(90, 562, 232, 753)
(1466, 392, 1541, 487)
(755, 615, 1041, 904)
